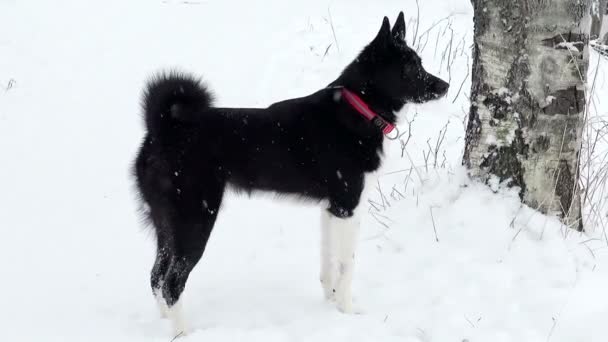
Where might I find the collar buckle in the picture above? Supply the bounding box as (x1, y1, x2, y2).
(339, 88, 395, 135)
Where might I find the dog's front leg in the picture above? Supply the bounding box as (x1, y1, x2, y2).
(325, 171, 367, 314)
(331, 212, 360, 314)
(320, 209, 338, 301)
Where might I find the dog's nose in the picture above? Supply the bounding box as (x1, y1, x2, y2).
(435, 79, 449, 96)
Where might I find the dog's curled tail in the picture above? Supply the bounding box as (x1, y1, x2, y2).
(141, 71, 213, 137)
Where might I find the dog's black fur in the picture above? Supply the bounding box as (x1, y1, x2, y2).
(134, 12, 448, 310)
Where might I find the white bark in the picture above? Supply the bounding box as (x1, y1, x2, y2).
(591, 0, 606, 38)
(464, 0, 592, 229)
(601, 4, 608, 43)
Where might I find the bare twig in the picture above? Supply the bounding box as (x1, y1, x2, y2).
(452, 54, 470, 103)
(5, 79, 16, 92)
(412, 0, 421, 45)
(171, 332, 184, 342)
(429, 207, 439, 242)
(327, 7, 340, 52)
(400, 111, 418, 157)
(322, 43, 333, 61)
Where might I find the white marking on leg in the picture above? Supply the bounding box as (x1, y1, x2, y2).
(320, 209, 337, 301)
(153, 283, 169, 318)
(167, 297, 189, 337)
(330, 213, 360, 313)
(331, 171, 377, 314)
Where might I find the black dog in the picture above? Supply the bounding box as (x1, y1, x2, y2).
(133, 12, 448, 335)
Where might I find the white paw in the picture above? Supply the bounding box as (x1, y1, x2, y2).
(321, 281, 336, 302)
(167, 299, 190, 337)
(171, 321, 190, 339)
(336, 297, 353, 314)
(153, 289, 169, 319)
(336, 296, 364, 315)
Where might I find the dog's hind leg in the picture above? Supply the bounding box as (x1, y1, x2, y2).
(150, 227, 172, 318)
(142, 201, 175, 319)
(160, 179, 225, 336)
(320, 209, 337, 301)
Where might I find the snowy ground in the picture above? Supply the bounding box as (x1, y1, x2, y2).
(1, 0, 608, 341)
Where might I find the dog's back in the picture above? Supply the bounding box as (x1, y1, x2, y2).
(136, 75, 385, 203)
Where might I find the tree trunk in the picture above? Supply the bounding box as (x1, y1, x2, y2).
(463, 0, 591, 230)
(591, 0, 607, 39)
(603, 5, 608, 44)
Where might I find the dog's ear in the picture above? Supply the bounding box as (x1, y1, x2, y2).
(373, 16, 391, 46)
(392, 11, 406, 41)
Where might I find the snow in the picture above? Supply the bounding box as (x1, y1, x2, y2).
(556, 42, 582, 53)
(591, 39, 608, 56)
(1, 0, 608, 341)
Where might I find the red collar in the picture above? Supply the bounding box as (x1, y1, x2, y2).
(340, 88, 395, 135)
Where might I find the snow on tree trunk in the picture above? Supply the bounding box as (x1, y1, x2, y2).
(463, 0, 592, 230)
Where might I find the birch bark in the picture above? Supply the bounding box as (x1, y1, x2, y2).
(590, 0, 606, 39)
(464, 0, 592, 229)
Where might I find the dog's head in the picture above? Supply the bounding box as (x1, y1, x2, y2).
(338, 12, 449, 110)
